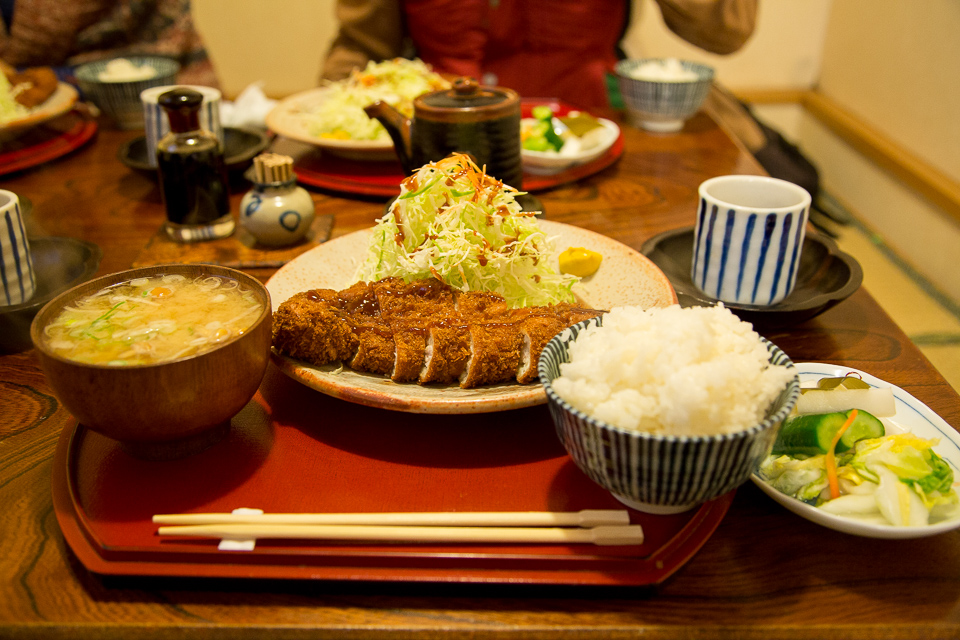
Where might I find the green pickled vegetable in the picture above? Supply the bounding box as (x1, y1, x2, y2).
(522, 106, 564, 152)
(772, 409, 885, 456)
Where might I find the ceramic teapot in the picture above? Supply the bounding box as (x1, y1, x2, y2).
(364, 77, 523, 190)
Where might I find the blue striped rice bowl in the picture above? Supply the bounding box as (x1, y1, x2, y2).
(74, 56, 180, 129)
(614, 58, 713, 132)
(538, 316, 799, 514)
(693, 175, 812, 306)
(0, 190, 35, 307)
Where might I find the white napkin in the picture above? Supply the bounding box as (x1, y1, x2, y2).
(220, 82, 277, 130)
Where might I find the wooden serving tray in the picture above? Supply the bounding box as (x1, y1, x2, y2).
(52, 366, 733, 585)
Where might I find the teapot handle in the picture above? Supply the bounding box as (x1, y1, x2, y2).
(363, 101, 413, 173)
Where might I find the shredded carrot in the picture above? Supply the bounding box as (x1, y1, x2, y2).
(826, 409, 859, 500)
(150, 286, 172, 298)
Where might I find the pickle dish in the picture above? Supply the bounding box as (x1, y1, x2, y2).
(753, 363, 960, 539)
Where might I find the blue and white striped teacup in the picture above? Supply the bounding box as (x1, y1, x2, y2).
(141, 84, 223, 168)
(0, 190, 35, 307)
(692, 175, 811, 306)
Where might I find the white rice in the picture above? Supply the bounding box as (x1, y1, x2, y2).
(552, 305, 795, 436)
(627, 58, 698, 82)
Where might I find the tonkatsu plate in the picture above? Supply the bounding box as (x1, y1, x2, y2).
(266, 154, 676, 413)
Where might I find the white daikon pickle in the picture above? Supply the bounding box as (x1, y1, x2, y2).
(795, 375, 896, 417)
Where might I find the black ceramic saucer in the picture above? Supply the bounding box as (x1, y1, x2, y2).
(641, 226, 863, 329)
(117, 126, 270, 174)
(0, 237, 102, 353)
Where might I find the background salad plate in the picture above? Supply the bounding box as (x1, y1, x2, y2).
(751, 362, 960, 539)
(266, 86, 396, 161)
(266, 220, 677, 413)
(0, 82, 79, 140)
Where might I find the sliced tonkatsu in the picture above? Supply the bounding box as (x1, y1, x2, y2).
(271, 277, 603, 388)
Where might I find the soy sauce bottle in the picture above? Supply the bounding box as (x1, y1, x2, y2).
(156, 88, 234, 242)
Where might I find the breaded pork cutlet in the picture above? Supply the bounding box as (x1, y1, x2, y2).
(376, 279, 455, 382)
(340, 281, 395, 375)
(271, 277, 604, 387)
(271, 289, 358, 363)
(459, 322, 523, 388)
(451, 290, 522, 388)
(553, 302, 603, 326)
(419, 321, 471, 384)
(513, 312, 568, 384)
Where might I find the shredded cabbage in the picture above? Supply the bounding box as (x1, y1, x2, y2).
(306, 58, 449, 142)
(759, 432, 960, 526)
(355, 153, 579, 308)
(0, 72, 27, 124)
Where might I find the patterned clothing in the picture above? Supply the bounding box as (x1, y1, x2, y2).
(0, 0, 217, 86)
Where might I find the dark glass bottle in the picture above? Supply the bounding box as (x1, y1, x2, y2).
(156, 88, 234, 242)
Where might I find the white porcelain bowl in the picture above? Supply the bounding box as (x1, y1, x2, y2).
(521, 118, 619, 175)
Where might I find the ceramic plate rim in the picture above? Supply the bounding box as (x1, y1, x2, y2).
(265, 219, 677, 414)
(751, 362, 960, 538)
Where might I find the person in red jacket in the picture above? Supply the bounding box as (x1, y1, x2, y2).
(321, 0, 757, 110)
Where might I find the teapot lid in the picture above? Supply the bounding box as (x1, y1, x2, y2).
(415, 77, 520, 123)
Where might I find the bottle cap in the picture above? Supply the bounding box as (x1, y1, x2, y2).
(158, 88, 204, 133)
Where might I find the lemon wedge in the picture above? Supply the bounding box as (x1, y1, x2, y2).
(559, 247, 602, 277)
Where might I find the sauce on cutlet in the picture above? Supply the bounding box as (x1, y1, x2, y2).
(271, 277, 603, 387)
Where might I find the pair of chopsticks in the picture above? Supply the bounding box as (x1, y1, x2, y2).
(153, 509, 644, 546)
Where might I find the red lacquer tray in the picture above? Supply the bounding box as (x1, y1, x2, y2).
(52, 367, 732, 585)
(0, 109, 97, 176)
(290, 100, 624, 198)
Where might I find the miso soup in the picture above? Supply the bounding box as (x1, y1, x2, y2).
(43, 274, 264, 365)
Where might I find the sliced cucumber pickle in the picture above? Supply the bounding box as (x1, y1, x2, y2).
(839, 409, 885, 450)
(772, 409, 885, 456)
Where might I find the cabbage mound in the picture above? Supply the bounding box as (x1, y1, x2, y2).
(355, 154, 578, 308)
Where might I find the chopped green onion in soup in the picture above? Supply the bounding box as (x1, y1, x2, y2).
(43, 274, 264, 365)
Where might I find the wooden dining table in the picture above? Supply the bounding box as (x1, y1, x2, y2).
(2, 106, 959, 640)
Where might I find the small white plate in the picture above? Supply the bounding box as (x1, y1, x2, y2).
(752, 362, 960, 539)
(521, 118, 619, 175)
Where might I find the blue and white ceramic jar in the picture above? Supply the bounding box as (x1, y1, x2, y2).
(240, 153, 315, 247)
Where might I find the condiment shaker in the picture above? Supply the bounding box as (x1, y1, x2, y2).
(240, 153, 315, 246)
(156, 88, 234, 242)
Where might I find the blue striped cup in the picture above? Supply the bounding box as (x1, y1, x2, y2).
(0, 190, 36, 307)
(141, 85, 223, 168)
(692, 175, 811, 306)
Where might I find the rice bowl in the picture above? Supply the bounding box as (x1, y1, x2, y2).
(551, 305, 795, 436)
(540, 305, 799, 513)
